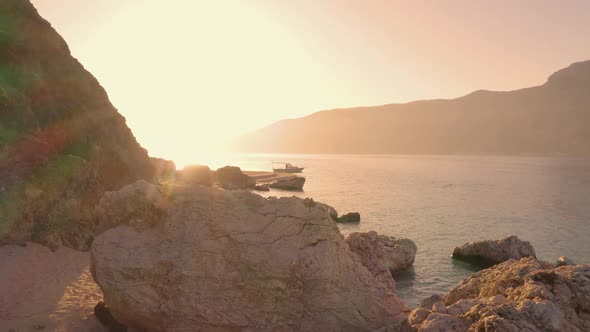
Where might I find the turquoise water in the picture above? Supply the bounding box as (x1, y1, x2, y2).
(195, 154, 590, 307)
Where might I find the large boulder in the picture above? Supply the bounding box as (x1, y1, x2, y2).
(452, 235, 536, 267)
(91, 183, 410, 331)
(215, 166, 255, 189)
(268, 177, 306, 190)
(409, 257, 590, 331)
(346, 231, 417, 290)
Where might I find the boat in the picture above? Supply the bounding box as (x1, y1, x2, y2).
(272, 161, 304, 173)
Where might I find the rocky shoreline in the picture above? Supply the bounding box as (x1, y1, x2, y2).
(5, 177, 590, 331)
(1, 1, 589, 331)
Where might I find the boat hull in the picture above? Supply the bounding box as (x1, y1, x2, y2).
(273, 168, 304, 173)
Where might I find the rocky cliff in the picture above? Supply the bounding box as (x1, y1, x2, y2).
(0, 0, 153, 249)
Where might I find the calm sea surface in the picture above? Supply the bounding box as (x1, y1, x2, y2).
(194, 154, 590, 307)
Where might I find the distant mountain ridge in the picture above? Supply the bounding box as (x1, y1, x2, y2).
(234, 60, 590, 155)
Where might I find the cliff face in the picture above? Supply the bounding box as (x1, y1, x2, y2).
(0, 0, 153, 248)
(234, 60, 590, 156)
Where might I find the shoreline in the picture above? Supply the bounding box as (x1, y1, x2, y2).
(0, 243, 105, 332)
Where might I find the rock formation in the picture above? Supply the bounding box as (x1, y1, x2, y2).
(94, 301, 127, 332)
(268, 176, 306, 190)
(215, 165, 256, 189)
(0, 0, 154, 249)
(175, 164, 212, 187)
(91, 182, 410, 331)
(335, 212, 361, 223)
(346, 231, 417, 290)
(409, 257, 590, 331)
(452, 235, 536, 267)
(556, 256, 575, 267)
(150, 158, 176, 182)
(254, 184, 270, 191)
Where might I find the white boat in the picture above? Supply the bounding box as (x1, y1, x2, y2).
(272, 162, 304, 173)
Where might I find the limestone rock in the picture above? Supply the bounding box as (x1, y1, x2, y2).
(345, 231, 417, 292)
(91, 183, 410, 331)
(452, 235, 536, 267)
(216, 166, 256, 189)
(268, 177, 306, 190)
(410, 257, 590, 331)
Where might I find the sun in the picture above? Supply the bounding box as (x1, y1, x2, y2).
(69, 0, 317, 166)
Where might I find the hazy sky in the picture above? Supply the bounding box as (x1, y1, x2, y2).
(31, 0, 590, 163)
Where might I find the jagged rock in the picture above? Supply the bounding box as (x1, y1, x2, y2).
(345, 231, 417, 291)
(556, 256, 575, 267)
(91, 183, 410, 331)
(176, 165, 212, 187)
(419, 294, 443, 309)
(452, 235, 536, 267)
(0, 0, 153, 249)
(216, 166, 256, 189)
(336, 212, 361, 223)
(268, 177, 305, 190)
(253, 184, 270, 191)
(409, 257, 590, 331)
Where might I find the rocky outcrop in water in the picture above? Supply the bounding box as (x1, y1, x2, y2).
(335, 212, 361, 223)
(268, 176, 306, 190)
(215, 165, 256, 189)
(346, 231, 417, 289)
(0, 0, 153, 249)
(452, 235, 536, 267)
(409, 257, 590, 331)
(91, 183, 410, 331)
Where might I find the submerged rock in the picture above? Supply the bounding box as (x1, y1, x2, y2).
(410, 257, 590, 331)
(91, 183, 410, 331)
(335, 212, 361, 223)
(268, 177, 306, 190)
(346, 231, 417, 286)
(216, 166, 256, 189)
(452, 235, 536, 267)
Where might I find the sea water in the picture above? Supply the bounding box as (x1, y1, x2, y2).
(192, 154, 590, 307)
